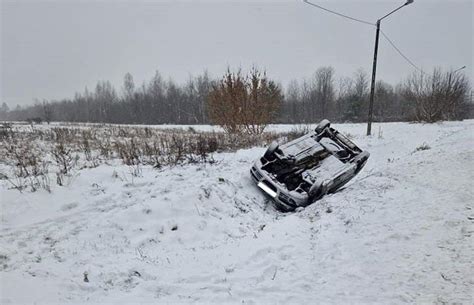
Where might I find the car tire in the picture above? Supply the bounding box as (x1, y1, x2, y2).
(264, 141, 279, 160)
(315, 119, 331, 134)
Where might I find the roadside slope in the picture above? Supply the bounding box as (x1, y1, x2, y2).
(1, 120, 473, 304)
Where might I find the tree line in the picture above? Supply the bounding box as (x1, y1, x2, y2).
(0, 66, 471, 125)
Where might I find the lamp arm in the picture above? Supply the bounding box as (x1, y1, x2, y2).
(379, 3, 407, 22)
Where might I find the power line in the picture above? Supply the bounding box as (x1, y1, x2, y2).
(302, 0, 425, 75)
(380, 29, 426, 74)
(303, 0, 374, 27)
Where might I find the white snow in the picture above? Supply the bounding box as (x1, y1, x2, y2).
(1, 121, 473, 304)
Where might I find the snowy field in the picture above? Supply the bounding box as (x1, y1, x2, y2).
(1, 121, 473, 304)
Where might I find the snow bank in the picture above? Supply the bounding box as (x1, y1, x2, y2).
(1, 121, 473, 304)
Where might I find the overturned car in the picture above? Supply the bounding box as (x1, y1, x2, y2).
(250, 120, 369, 212)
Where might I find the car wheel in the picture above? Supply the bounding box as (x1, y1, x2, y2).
(264, 141, 279, 160)
(315, 119, 331, 134)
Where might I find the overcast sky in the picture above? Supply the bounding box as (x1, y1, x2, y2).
(1, 0, 472, 107)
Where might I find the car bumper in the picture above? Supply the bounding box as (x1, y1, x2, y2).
(250, 163, 308, 211)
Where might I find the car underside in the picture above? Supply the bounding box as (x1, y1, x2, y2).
(251, 120, 369, 211)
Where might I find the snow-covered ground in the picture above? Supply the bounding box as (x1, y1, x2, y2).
(1, 121, 473, 304)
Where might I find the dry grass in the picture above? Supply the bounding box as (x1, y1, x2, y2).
(0, 123, 299, 192)
(414, 142, 431, 152)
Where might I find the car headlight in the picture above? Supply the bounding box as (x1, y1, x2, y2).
(257, 181, 277, 198)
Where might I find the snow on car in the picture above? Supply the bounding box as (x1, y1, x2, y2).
(251, 120, 369, 211)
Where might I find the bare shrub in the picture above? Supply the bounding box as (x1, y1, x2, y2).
(196, 134, 218, 163)
(115, 138, 141, 166)
(52, 127, 76, 143)
(0, 123, 13, 140)
(52, 141, 78, 186)
(3, 139, 51, 192)
(52, 142, 76, 175)
(186, 134, 218, 163)
(168, 134, 186, 165)
(98, 138, 112, 159)
(79, 131, 92, 161)
(142, 140, 163, 168)
(207, 68, 282, 135)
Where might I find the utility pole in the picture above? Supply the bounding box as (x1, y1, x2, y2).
(302, 0, 415, 134)
(367, 20, 380, 137)
(366, 0, 414, 136)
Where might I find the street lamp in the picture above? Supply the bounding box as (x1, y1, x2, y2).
(366, 0, 414, 136)
(453, 66, 466, 73)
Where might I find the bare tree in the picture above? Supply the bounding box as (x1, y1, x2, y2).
(122, 72, 135, 101)
(42, 100, 53, 124)
(374, 80, 394, 121)
(195, 71, 212, 123)
(350, 68, 369, 121)
(353, 68, 369, 99)
(285, 80, 300, 123)
(243, 68, 283, 134)
(207, 69, 247, 134)
(334, 77, 353, 121)
(314, 66, 335, 119)
(402, 68, 470, 122)
(95, 81, 117, 122)
(0, 102, 10, 120)
(6, 66, 471, 125)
